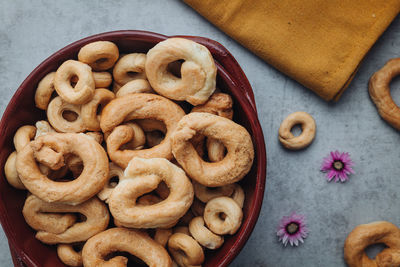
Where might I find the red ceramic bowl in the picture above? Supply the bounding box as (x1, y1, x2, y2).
(0, 30, 266, 267)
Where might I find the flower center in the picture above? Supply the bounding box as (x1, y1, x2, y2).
(286, 222, 299, 235)
(333, 160, 344, 171)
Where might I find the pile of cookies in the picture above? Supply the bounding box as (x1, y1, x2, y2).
(4, 38, 255, 266)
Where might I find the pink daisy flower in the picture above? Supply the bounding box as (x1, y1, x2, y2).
(321, 151, 354, 183)
(277, 212, 308, 247)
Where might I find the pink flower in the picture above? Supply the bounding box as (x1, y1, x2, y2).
(321, 151, 355, 183)
(277, 212, 308, 247)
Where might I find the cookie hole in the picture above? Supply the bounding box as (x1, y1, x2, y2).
(70, 75, 79, 88)
(205, 137, 227, 163)
(76, 214, 87, 223)
(290, 124, 303, 137)
(72, 243, 84, 252)
(390, 75, 400, 107)
(126, 71, 142, 80)
(95, 58, 109, 65)
(155, 181, 170, 199)
(104, 251, 146, 266)
(65, 154, 84, 178)
(136, 194, 162, 206)
(167, 60, 184, 78)
(96, 104, 102, 115)
(365, 243, 387, 259)
(109, 176, 119, 188)
(145, 130, 165, 148)
(62, 110, 79, 122)
(218, 212, 227, 220)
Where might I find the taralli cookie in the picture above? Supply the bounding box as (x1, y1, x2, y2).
(16, 133, 109, 205)
(113, 53, 147, 85)
(77, 41, 119, 71)
(168, 233, 205, 267)
(369, 58, 400, 130)
(81, 88, 115, 131)
(57, 244, 83, 267)
(193, 181, 235, 203)
(172, 112, 254, 187)
(14, 125, 36, 153)
(4, 152, 26, 190)
(82, 228, 172, 267)
(278, 111, 316, 150)
(115, 79, 154, 98)
(47, 96, 85, 133)
(23, 194, 77, 235)
(97, 163, 125, 203)
(54, 60, 95, 105)
(204, 196, 243, 235)
(35, 72, 56, 110)
(109, 157, 194, 228)
(344, 221, 400, 267)
(146, 38, 217, 105)
(101, 93, 185, 168)
(189, 216, 224, 249)
(23, 195, 109, 244)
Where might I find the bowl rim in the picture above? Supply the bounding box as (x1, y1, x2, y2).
(0, 30, 266, 267)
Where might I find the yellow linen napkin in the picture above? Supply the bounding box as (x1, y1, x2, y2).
(184, 0, 400, 101)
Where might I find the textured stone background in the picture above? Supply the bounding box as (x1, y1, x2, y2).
(0, 1, 399, 266)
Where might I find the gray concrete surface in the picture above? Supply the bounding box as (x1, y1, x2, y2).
(0, 0, 399, 266)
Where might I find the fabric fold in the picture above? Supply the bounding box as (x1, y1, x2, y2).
(184, 0, 400, 101)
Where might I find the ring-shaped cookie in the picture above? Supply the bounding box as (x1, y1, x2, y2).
(16, 133, 109, 205)
(344, 221, 400, 267)
(278, 111, 316, 150)
(82, 228, 172, 267)
(57, 244, 83, 267)
(113, 53, 147, 85)
(369, 58, 400, 130)
(189, 216, 224, 249)
(146, 38, 217, 105)
(77, 41, 119, 71)
(168, 233, 204, 267)
(81, 89, 115, 131)
(101, 93, 185, 168)
(109, 157, 194, 228)
(115, 79, 154, 98)
(22, 194, 77, 235)
(193, 181, 235, 203)
(47, 96, 85, 133)
(24, 195, 109, 244)
(35, 72, 56, 110)
(5, 152, 26, 190)
(204, 196, 243, 235)
(14, 125, 36, 152)
(54, 60, 95, 104)
(172, 112, 254, 187)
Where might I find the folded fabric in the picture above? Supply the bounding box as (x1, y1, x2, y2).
(184, 0, 400, 101)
